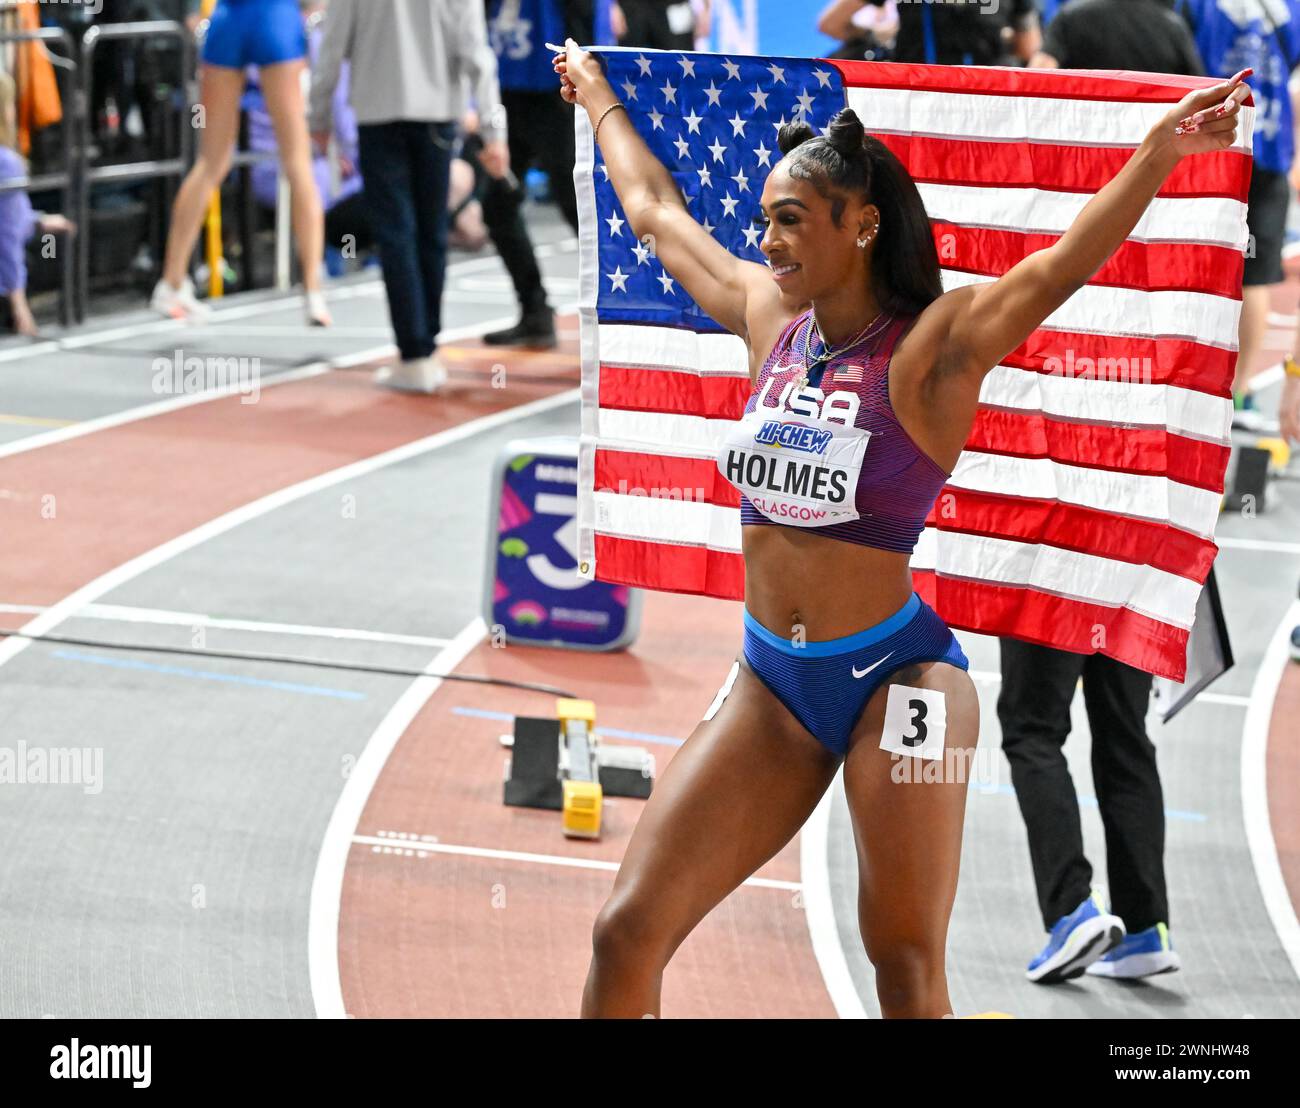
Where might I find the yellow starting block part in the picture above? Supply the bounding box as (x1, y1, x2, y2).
(1255, 437, 1292, 471)
(562, 780, 603, 839)
(557, 698, 596, 727)
(961, 1011, 1015, 1019)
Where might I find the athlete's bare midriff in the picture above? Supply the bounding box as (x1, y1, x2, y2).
(741, 524, 916, 640)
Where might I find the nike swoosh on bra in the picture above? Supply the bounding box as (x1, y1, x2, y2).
(852, 652, 894, 680)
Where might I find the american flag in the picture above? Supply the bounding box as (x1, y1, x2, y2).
(574, 51, 1252, 682)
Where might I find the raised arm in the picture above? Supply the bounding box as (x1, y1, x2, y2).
(555, 40, 771, 340)
(920, 71, 1251, 386)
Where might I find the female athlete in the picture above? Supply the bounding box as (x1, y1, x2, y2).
(557, 40, 1249, 1018)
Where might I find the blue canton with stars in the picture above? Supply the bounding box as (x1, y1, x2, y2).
(592, 51, 846, 333)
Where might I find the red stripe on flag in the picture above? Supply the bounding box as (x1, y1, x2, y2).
(912, 571, 1191, 681)
(1008, 329, 1235, 396)
(599, 364, 750, 418)
(880, 134, 1250, 203)
(930, 221, 1243, 300)
(594, 448, 741, 508)
(831, 58, 1253, 109)
(924, 490, 1219, 581)
(594, 534, 745, 601)
(967, 409, 1231, 491)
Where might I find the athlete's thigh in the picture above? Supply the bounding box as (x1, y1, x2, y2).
(608, 658, 840, 944)
(195, 65, 245, 165)
(843, 660, 980, 944)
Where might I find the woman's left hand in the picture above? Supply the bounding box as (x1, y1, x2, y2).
(1159, 69, 1253, 157)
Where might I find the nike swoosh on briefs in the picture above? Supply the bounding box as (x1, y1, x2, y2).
(852, 652, 894, 680)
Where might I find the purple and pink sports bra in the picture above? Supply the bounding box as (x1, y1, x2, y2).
(715, 308, 951, 555)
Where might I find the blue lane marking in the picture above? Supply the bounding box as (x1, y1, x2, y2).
(51, 649, 367, 701)
(452, 705, 684, 747)
(979, 783, 1207, 823)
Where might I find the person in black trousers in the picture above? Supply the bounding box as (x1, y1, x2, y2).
(1001, 0, 1204, 985)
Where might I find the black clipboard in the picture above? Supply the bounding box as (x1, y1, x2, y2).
(1152, 565, 1235, 723)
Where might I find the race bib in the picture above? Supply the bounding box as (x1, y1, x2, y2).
(717, 409, 869, 527)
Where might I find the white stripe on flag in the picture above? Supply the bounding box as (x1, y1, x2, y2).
(847, 86, 1254, 157)
(592, 489, 742, 552)
(946, 452, 1223, 538)
(980, 365, 1233, 444)
(595, 408, 737, 457)
(941, 270, 1242, 349)
(911, 528, 1202, 629)
(921, 183, 1248, 251)
(598, 324, 750, 375)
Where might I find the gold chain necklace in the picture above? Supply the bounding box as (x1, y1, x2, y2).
(797, 310, 890, 390)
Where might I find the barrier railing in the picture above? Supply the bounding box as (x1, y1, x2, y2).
(77, 20, 193, 322)
(0, 25, 77, 326)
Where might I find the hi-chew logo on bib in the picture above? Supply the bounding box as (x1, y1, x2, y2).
(718, 409, 871, 527)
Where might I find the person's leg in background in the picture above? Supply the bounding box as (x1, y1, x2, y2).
(1235, 165, 1289, 429)
(471, 122, 557, 347)
(259, 59, 329, 324)
(1079, 653, 1181, 979)
(523, 90, 580, 235)
(406, 120, 456, 385)
(153, 65, 245, 319)
(998, 638, 1124, 982)
(357, 122, 439, 389)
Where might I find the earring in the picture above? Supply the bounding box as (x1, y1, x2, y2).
(856, 236, 868, 248)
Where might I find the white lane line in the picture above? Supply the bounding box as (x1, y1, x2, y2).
(0, 304, 575, 462)
(801, 772, 869, 1019)
(310, 620, 486, 1020)
(1240, 600, 1300, 983)
(350, 833, 801, 891)
(0, 602, 452, 649)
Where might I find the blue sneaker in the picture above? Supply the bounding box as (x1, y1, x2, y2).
(1086, 923, 1181, 979)
(1027, 890, 1126, 984)
(1289, 624, 1299, 663)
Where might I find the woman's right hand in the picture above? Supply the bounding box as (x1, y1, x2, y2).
(554, 38, 610, 111)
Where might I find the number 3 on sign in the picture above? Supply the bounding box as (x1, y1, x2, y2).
(879, 685, 947, 761)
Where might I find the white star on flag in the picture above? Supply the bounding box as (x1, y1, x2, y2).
(728, 112, 747, 137)
(672, 136, 690, 159)
(632, 240, 652, 265)
(648, 108, 664, 130)
(767, 63, 785, 84)
(621, 79, 637, 101)
(677, 55, 696, 78)
(754, 142, 772, 168)
(720, 193, 739, 218)
(721, 58, 741, 80)
(741, 224, 762, 249)
(731, 168, 749, 192)
(812, 68, 831, 88)
(696, 164, 712, 187)
(635, 55, 653, 76)
(656, 270, 675, 294)
(659, 80, 677, 104)
(703, 82, 722, 106)
(606, 213, 625, 237)
(750, 85, 769, 111)
(682, 108, 703, 134)
(606, 266, 628, 292)
(707, 137, 727, 163)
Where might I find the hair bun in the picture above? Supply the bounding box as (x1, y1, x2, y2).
(824, 108, 866, 161)
(776, 118, 816, 156)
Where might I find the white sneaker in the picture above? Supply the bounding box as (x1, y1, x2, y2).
(375, 356, 449, 394)
(150, 277, 211, 322)
(305, 290, 332, 327)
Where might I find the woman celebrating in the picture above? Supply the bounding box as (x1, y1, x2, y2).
(151, 0, 329, 326)
(556, 40, 1249, 1018)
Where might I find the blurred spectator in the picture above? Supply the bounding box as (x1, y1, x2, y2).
(0, 71, 73, 336)
(817, 0, 899, 61)
(849, 0, 1039, 65)
(614, 0, 710, 50)
(1176, 0, 1300, 430)
(1031, 0, 1202, 73)
(311, 0, 508, 393)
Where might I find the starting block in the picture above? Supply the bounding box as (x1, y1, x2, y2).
(1222, 442, 1274, 513)
(503, 698, 655, 840)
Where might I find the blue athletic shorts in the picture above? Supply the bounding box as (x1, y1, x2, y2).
(202, 0, 306, 70)
(742, 591, 968, 758)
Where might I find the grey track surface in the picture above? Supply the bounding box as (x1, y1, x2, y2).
(2, 203, 1298, 1017)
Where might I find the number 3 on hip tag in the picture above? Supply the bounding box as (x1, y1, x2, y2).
(879, 685, 946, 761)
